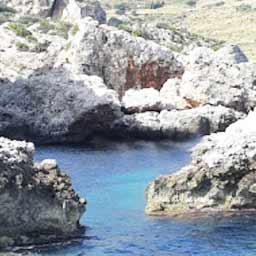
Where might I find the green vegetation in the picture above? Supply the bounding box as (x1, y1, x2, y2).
(71, 24, 79, 36)
(38, 19, 72, 39)
(7, 22, 32, 38)
(38, 19, 55, 33)
(51, 21, 72, 39)
(15, 42, 29, 51)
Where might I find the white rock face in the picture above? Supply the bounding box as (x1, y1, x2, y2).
(164, 45, 256, 113)
(51, 0, 106, 23)
(64, 18, 184, 96)
(122, 88, 162, 113)
(0, 68, 121, 143)
(112, 105, 244, 140)
(146, 111, 256, 215)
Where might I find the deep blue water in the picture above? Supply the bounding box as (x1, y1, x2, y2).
(21, 139, 256, 256)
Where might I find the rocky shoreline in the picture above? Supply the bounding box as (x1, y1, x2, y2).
(0, 137, 86, 248)
(146, 111, 256, 216)
(0, 1, 254, 144)
(1, 0, 256, 250)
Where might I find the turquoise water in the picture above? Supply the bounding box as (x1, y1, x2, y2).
(28, 140, 256, 256)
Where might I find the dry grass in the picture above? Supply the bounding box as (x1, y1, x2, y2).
(103, 0, 256, 62)
(187, 0, 256, 61)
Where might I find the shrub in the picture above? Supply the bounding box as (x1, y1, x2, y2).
(32, 41, 51, 53)
(16, 42, 29, 51)
(38, 20, 55, 33)
(7, 22, 32, 38)
(71, 24, 79, 36)
(52, 22, 72, 39)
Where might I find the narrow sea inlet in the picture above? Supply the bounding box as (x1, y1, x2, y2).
(28, 140, 256, 256)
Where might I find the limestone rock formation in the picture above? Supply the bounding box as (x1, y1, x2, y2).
(112, 105, 244, 140)
(0, 68, 121, 144)
(145, 111, 256, 215)
(51, 0, 106, 23)
(108, 18, 223, 53)
(64, 18, 184, 96)
(0, 137, 85, 248)
(0, 0, 106, 22)
(164, 45, 256, 113)
(122, 88, 162, 113)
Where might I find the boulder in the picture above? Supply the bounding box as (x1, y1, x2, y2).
(122, 88, 162, 113)
(0, 137, 85, 248)
(0, 68, 121, 144)
(163, 45, 256, 113)
(145, 111, 256, 215)
(51, 0, 106, 23)
(64, 18, 184, 96)
(112, 105, 244, 140)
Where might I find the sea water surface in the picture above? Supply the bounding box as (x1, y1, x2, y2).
(28, 140, 256, 256)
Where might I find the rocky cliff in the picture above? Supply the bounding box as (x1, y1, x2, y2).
(146, 111, 256, 215)
(0, 0, 255, 144)
(0, 137, 85, 248)
(0, 68, 121, 144)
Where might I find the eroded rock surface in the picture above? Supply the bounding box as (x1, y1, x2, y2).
(0, 68, 121, 143)
(0, 137, 85, 248)
(109, 18, 224, 53)
(64, 18, 184, 96)
(164, 46, 256, 113)
(146, 111, 256, 215)
(51, 0, 106, 23)
(112, 105, 244, 140)
(0, 0, 106, 22)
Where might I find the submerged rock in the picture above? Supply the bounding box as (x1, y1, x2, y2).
(112, 105, 244, 140)
(0, 137, 85, 248)
(0, 68, 121, 144)
(145, 111, 256, 215)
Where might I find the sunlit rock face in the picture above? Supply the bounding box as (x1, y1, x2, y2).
(0, 137, 86, 248)
(163, 45, 256, 113)
(51, 0, 106, 23)
(145, 111, 256, 216)
(64, 18, 184, 96)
